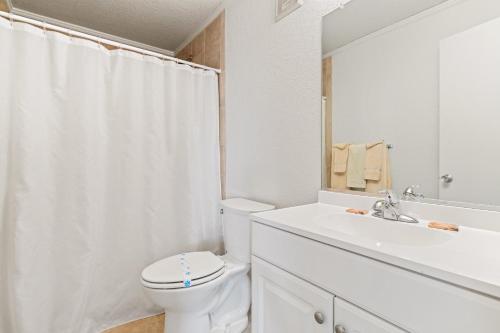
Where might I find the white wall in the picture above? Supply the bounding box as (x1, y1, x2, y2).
(330, 0, 500, 198)
(223, 0, 339, 208)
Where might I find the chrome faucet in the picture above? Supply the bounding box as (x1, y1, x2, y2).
(372, 190, 419, 224)
(402, 185, 424, 201)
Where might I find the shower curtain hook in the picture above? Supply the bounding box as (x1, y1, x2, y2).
(9, 15, 14, 28)
(42, 21, 47, 35)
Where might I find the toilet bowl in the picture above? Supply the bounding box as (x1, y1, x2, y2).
(141, 198, 274, 333)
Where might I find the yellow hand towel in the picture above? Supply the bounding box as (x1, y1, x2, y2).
(365, 142, 384, 181)
(332, 144, 349, 173)
(365, 142, 392, 193)
(330, 144, 349, 190)
(347, 144, 367, 189)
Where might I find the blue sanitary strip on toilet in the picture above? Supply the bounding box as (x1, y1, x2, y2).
(179, 254, 192, 288)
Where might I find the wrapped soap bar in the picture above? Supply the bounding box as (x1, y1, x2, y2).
(428, 221, 459, 232)
(346, 208, 369, 215)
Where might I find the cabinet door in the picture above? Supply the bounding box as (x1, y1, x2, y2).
(252, 256, 333, 333)
(334, 298, 406, 333)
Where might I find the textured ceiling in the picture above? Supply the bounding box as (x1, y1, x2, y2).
(11, 0, 223, 52)
(323, 0, 449, 54)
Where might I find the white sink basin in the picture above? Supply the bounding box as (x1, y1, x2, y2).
(314, 213, 453, 247)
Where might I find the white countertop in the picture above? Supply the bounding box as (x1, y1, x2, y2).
(252, 202, 500, 299)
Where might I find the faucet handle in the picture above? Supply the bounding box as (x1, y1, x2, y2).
(379, 189, 399, 206)
(403, 185, 424, 201)
(371, 199, 386, 213)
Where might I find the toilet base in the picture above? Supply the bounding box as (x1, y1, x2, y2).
(211, 316, 248, 333)
(165, 313, 210, 333)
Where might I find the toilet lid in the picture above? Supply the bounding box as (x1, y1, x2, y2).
(141, 251, 225, 288)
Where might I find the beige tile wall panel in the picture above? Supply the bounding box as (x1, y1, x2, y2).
(0, 0, 9, 12)
(205, 15, 223, 69)
(176, 12, 226, 197)
(176, 43, 193, 62)
(191, 31, 206, 65)
(322, 57, 333, 189)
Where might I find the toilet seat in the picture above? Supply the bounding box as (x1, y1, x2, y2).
(141, 251, 225, 289)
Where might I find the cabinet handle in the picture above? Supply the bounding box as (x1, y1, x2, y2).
(335, 324, 346, 333)
(314, 311, 325, 324)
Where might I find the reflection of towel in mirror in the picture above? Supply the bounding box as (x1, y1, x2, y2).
(332, 144, 349, 172)
(346, 144, 367, 189)
(365, 142, 392, 193)
(331, 144, 349, 190)
(365, 142, 383, 180)
(330, 141, 392, 193)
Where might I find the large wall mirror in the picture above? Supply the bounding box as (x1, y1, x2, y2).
(322, 0, 500, 209)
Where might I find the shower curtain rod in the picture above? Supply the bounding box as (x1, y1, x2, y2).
(0, 11, 221, 74)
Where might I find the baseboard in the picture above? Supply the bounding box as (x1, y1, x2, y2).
(102, 313, 165, 333)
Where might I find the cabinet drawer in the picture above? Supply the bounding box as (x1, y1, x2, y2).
(335, 298, 406, 333)
(252, 256, 333, 333)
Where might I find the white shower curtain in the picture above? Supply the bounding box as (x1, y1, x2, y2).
(0, 19, 222, 333)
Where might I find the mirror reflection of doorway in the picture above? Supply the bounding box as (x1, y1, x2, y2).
(439, 17, 500, 206)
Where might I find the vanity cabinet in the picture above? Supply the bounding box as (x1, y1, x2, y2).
(252, 256, 333, 333)
(252, 256, 406, 333)
(334, 298, 405, 333)
(251, 221, 500, 333)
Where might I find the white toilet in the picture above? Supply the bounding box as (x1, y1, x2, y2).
(141, 198, 274, 333)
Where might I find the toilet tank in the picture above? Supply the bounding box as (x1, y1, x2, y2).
(220, 198, 275, 264)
